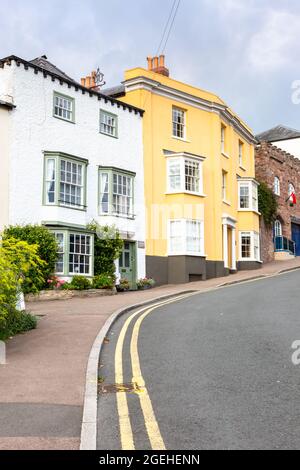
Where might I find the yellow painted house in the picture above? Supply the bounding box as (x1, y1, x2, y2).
(107, 56, 261, 284)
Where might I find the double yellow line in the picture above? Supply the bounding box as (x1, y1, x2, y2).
(114, 293, 194, 450)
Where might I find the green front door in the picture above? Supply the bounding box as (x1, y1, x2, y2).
(119, 242, 136, 289)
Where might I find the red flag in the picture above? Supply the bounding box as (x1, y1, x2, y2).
(290, 192, 297, 205)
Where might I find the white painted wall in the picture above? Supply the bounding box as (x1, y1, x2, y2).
(272, 138, 300, 159)
(0, 59, 146, 279)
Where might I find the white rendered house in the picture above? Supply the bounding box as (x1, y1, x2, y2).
(0, 55, 146, 287)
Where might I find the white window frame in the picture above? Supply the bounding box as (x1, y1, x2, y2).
(100, 110, 118, 138)
(53, 92, 74, 123)
(222, 170, 227, 201)
(239, 231, 260, 262)
(168, 219, 205, 257)
(238, 180, 259, 212)
(239, 141, 244, 167)
(69, 233, 92, 276)
(54, 232, 65, 275)
(288, 183, 295, 197)
(274, 220, 282, 237)
(167, 156, 204, 196)
(221, 125, 226, 154)
(172, 106, 186, 140)
(274, 177, 280, 196)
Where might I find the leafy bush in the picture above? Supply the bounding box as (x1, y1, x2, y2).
(0, 311, 37, 341)
(87, 223, 123, 277)
(258, 182, 278, 226)
(0, 238, 43, 339)
(70, 276, 91, 291)
(92, 274, 115, 290)
(116, 278, 130, 292)
(137, 278, 156, 289)
(2, 225, 58, 293)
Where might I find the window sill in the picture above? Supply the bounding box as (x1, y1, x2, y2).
(44, 203, 87, 212)
(99, 131, 119, 139)
(238, 259, 263, 264)
(221, 152, 230, 159)
(99, 213, 136, 221)
(238, 209, 261, 216)
(53, 115, 75, 125)
(168, 253, 206, 258)
(172, 136, 191, 143)
(165, 191, 207, 197)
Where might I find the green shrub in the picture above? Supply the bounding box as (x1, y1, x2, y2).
(0, 310, 37, 341)
(3, 225, 58, 293)
(87, 223, 123, 277)
(0, 238, 44, 333)
(116, 278, 130, 292)
(70, 276, 91, 291)
(258, 182, 278, 227)
(60, 282, 72, 291)
(92, 274, 115, 290)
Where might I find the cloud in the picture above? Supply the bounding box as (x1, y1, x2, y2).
(1, 0, 300, 132)
(247, 10, 300, 73)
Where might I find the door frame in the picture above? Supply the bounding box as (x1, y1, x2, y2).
(222, 215, 237, 271)
(118, 241, 137, 289)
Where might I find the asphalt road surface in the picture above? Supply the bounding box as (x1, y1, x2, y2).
(97, 270, 300, 450)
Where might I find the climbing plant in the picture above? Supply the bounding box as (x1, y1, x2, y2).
(258, 181, 278, 227)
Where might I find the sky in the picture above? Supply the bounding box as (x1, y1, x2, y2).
(1, 0, 300, 134)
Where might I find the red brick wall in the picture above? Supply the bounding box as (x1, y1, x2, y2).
(255, 142, 300, 262)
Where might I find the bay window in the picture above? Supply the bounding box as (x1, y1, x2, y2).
(167, 156, 203, 195)
(69, 234, 92, 275)
(44, 153, 87, 209)
(239, 231, 260, 261)
(99, 168, 135, 218)
(238, 180, 259, 212)
(169, 219, 204, 256)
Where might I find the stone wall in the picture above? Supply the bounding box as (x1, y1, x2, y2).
(255, 142, 300, 262)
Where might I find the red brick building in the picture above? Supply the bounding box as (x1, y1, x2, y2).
(255, 142, 300, 263)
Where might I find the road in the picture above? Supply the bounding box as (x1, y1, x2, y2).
(97, 270, 300, 450)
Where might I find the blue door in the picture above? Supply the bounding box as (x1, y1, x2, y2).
(292, 223, 300, 256)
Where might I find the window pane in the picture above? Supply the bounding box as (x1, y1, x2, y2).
(54, 94, 73, 121)
(172, 108, 185, 138)
(69, 234, 91, 275)
(100, 111, 117, 137)
(240, 184, 250, 209)
(185, 160, 200, 193)
(187, 221, 202, 254)
(54, 233, 64, 274)
(241, 233, 251, 259)
(112, 172, 133, 216)
(60, 160, 84, 207)
(170, 221, 184, 253)
(46, 159, 56, 204)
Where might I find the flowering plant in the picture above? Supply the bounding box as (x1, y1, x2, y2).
(47, 276, 66, 290)
(136, 278, 156, 289)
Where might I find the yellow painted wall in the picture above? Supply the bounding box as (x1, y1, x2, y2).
(120, 67, 259, 263)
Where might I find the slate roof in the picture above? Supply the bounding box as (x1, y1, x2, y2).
(256, 125, 300, 143)
(102, 85, 126, 98)
(0, 55, 144, 116)
(29, 55, 77, 83)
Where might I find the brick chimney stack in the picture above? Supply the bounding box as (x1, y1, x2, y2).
(81, 71, 97, 89)
(147, 55, 169, 77)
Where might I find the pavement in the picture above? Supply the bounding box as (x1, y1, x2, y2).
(97, 268, 300, 450)
(0, 258, 299, 450)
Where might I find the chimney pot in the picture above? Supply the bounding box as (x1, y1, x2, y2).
(159, 55, 165, 67)
(153, 56, 159, 68)
(147, 57, 153, 71)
